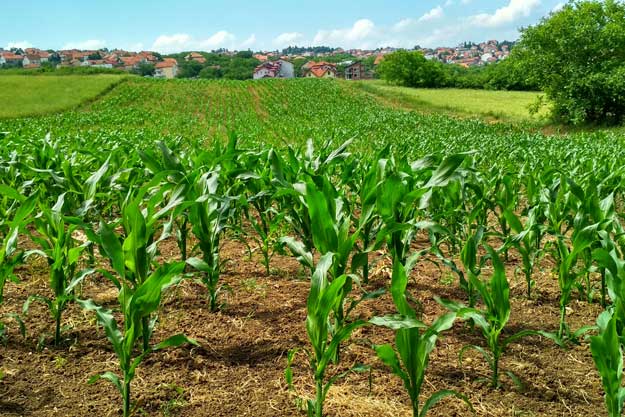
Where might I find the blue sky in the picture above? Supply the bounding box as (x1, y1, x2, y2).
(2, 0, 567, 52)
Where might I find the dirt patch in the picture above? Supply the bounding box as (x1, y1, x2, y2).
(0, 235, 606, 416)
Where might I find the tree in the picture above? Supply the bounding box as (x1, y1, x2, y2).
(222, 57, 260, 80)
(514, 0, 625, 124)
(133, 62, 155, 77)
(88, 51, 102, 60)
(377, 50, 447, 88)
(199, 66, 223, 79)
(177, 60, 203, 78)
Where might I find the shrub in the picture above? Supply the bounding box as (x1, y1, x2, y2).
(514, 0, 625, 124)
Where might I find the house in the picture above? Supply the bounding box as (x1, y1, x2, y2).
(0, 52, 23, 67)
(185, 52, 206, 64)
(155, 58, 178, 79)
(302, 61, 337, 78)
(374, 54, 384, 66)
(38, 51, 50, 63)
(23, 55, 41, 67)
(120, 56, 145, 71)
(344, 61, 365, 80)
(253, 60, 294, 79)
(253, 54, 268, 62)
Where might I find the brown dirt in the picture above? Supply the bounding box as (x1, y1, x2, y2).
(0, 234, 606, 417)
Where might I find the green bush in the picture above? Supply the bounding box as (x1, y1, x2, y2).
(377, 50, 447, 88)
(514, 0, 625, 124)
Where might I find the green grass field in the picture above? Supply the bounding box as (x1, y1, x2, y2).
(0, 74, 126, 119)
(354, 80, 549, 123)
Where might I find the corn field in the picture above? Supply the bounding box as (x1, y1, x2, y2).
(1, 78, 625, 416)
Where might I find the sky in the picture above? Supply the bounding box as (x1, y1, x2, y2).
(1, 0, 568, 53)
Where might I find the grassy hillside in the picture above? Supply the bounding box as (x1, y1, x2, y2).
(354, 80, 549, 123)
(0, 74, 126, 118)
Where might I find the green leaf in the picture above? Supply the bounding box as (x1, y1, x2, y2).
(420, 389, 473, 417)
(425, 153, 468, 188)
(77, 299, 123, 358)
(152, 333, 199, 351)
(98, 221, 125, 278)
(88, 372, 123, 396)
(370, 315, 426, 330)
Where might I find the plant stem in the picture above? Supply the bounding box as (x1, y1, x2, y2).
(601, 269, 607, 308)
(558, 305, 566, 339)
(54, 313, 61, 346)
(123, 378, 131, 417)
(492, 353, 500, 388)
(315, 377, 323, 417)
(141, 316, 150, 352)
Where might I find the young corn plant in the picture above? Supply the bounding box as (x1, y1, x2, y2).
(590, 310, 625, 417)
(0, 192, 36, 340)
(0, 192, 36, 303)
(551, 223, 599, 339)
(95, 188, 183, 351)
(241, 165, 284, 275)
(593, 236, 625, 339)
(187, 170, 238, 312)
(459, 226, 486, 308)
(370, 260, 471, 417)
(24, 194, 94, 346)
(503, 207, 546, 299)
(281, 177, 379, 333)
(78, 261, 197, 417)
(285, 253, 367, 417)
(438, 246, 559, 388)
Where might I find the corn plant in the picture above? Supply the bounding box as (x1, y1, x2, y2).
(281, 177, 380, 332)
(438, 246, 560, 388)
(590, 310, 625, 417)
(286, 253, 367, 417)
(23, 194, 94, 345)
(187, 170, 238, 312)
(376, 153, 468, 266)
(139, 141, 197, 262)
(0, 192, 36, 341)
(241, 158, 284, 275)
(550, 223, 599, 339)
(78, 261, 197, 417)
(503, 207, 546, 299)
(0, 192, 36, 303)
(370, 260, 471, 417)
(593, 236, 625, 339)
(95, 188, 183, 351)
(459, 226, 486, 308)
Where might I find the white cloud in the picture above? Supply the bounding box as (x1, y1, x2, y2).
(393, 18, 416, 32)
(240, 34, 257, 49)
(419, 6, 444, 22)
(151, 31, 236, 53)
(313, 19, 376, 48)
(273, 32, 304, 47)
(152, 34, 191, 53)
(552, 2, 565, 12)
(6, 41, 33, 50)
(61, 39, 106, 50)
(471, 0, 541, 27)
(198, 31, 236, 49)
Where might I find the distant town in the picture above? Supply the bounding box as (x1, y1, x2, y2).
(0, 40, 513, 80)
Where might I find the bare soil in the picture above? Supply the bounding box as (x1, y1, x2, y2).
(0, 235, 606, 417)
